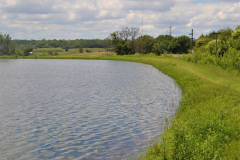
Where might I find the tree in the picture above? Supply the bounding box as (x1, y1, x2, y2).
(108, 27, 139, 55)
(175, 36, 191, 54)
(135, 35, 155, 54)
(155, 35, 175, 53)
(195, 36, 211, 48)
(0, 34, 4, 55)
(115, 43, 133, 55)
(152, 43, 164, 55)
(219, 27, 233, 39)
(129, 27, 140, 53)
(0, 33, 16, 55)
(231, 26, 240, 50)
(10, 42, 17, 55)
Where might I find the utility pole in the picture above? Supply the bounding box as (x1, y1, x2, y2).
(189, 29, 195, 53)
(189, 29, 194, 49)
(214, 32, 221, 57)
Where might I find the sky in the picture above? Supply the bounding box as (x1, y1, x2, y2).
(0, 0, 239, 40)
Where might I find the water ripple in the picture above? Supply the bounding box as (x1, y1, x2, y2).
(0, 59, 181, 160)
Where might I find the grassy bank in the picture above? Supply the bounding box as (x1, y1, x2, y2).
(131, 55, 240, 159)
(1, 54, 240, 159)
(89, 54, 240, 159)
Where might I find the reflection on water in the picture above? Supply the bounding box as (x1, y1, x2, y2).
(0, 59, 181, 159)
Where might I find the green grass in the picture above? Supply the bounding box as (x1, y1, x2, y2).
(128, 55, 240, 159)
(0, 48, 115, 59)
(1, 53, 239, 159)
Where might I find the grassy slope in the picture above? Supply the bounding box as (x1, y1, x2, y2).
(1, 54, 240, 159)
(86, 54, 240, 159)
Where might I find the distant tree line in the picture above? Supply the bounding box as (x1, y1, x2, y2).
(13, 39, 110, 50)
(108, 27, 191, 55)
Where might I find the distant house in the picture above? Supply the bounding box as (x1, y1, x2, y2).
(29, 52, 33, 55)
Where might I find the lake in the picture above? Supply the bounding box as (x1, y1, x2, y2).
(0, 59, 181, 159)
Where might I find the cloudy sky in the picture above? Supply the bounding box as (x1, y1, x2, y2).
(0, 0, 239, 40)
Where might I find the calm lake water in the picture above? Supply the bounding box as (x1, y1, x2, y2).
(0, 59, 181, 160)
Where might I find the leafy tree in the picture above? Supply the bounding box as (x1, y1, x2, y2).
(0, 33, 16, 55)
(155, 35, 174, 53)
(152, 43, 164, 55)
(231, 26, 240, 50)
(232, 26, 240, 39)
(219, 27, 233, 39)
(0, 34, 4, 55)
(115, 43, 133, 55)
(195, 36, 212, 48)
(169, 38, 179, 54)
(135, 35, 155, 54)
(10, 42, 17, 55)
(205, 40, 217, 55)
(175, 35, 191, 54)
(108, 27, 139, 55)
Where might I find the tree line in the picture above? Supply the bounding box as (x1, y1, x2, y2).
(1, 27, 192, 56)
(1, 33, 110, 56)
(13, 39, 110, 50)
(108, 27, 191, 55)
(1, 26, 239, 60)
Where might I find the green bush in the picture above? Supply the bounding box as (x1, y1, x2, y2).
(23, 47, 33, 56)
(115, 43, 133, 55)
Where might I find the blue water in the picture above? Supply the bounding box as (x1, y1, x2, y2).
(0, 59, 181, 159)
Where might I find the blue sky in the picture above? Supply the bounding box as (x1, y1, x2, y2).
(0, 0, 239, 40)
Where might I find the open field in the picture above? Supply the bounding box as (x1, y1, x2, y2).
(33, 48, 114, 56)
(1, 53, 240, 159)
(0, 48, 115, 59)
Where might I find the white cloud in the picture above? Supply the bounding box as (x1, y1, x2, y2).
(0, 0, 239, 39)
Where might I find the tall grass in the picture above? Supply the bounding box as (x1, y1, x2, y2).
(136, 55, 240, 159)
(182, 48, 240, 74)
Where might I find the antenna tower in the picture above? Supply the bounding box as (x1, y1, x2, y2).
(169, 0, 173, 36)
(141, 0, 144, 53)
(169, 24, 172, 35)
